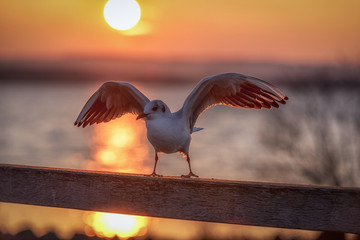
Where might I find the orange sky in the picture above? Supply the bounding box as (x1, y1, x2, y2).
(0, 0, 359, 64)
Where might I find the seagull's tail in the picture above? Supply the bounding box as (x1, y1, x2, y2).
(191, 127, 204, 134)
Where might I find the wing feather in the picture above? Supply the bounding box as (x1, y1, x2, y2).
(75, 82, 150, 127)
(180, 73, 288, 132)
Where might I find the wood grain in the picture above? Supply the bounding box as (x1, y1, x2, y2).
(0, 164, 359, 233)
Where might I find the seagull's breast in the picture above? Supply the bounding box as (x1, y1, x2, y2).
(145, 116, 190, 154)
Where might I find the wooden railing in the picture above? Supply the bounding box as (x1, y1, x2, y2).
(0, 164, 359, 233)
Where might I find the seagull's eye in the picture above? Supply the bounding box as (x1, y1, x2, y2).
(152, 106, 158, 111)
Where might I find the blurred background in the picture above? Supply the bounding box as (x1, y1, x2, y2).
(0, 0, 359, 239)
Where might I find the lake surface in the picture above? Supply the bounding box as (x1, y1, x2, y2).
(1, 80, 359, 185)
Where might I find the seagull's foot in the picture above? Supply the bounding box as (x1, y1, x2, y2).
(145, 172, 163, 177)
(181, 172, 199, 178)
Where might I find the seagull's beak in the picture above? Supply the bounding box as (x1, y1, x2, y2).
(136, 112, 149, 120)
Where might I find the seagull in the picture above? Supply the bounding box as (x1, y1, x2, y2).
(75, 73, 288, 178)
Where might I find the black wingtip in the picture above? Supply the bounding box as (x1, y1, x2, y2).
(74, 121, 83, 128)
(272, 101, 280, 108)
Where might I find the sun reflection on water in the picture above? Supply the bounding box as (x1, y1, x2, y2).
(84, 212, 148, 239)
(87, 114, 150, 173)
(84, 114, 150, 239)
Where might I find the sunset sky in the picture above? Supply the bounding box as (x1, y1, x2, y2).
(0, 0, 360, 64)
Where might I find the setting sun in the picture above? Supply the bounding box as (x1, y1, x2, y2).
(104, 0, 141, 31)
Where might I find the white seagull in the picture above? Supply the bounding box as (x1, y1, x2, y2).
(75, 73, 288, 177)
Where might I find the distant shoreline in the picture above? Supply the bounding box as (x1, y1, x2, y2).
(1, 57, 355, 84)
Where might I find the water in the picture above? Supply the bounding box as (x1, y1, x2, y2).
(0, 82, 92, 169)
(1, 81, 359, 185)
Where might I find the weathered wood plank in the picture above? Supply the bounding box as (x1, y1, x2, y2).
(0, 164, 359, 233)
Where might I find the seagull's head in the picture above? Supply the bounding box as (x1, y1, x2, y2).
(136, 100, 171, 120)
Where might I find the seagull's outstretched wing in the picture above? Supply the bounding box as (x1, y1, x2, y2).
(75, 82, 150, 127)
(180, 73, 288, 132)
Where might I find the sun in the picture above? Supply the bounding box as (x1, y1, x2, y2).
(103, 0, 141, 31)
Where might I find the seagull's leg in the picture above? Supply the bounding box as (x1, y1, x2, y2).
(181, 154, 199, 178)
(147, 151, 162, 177)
